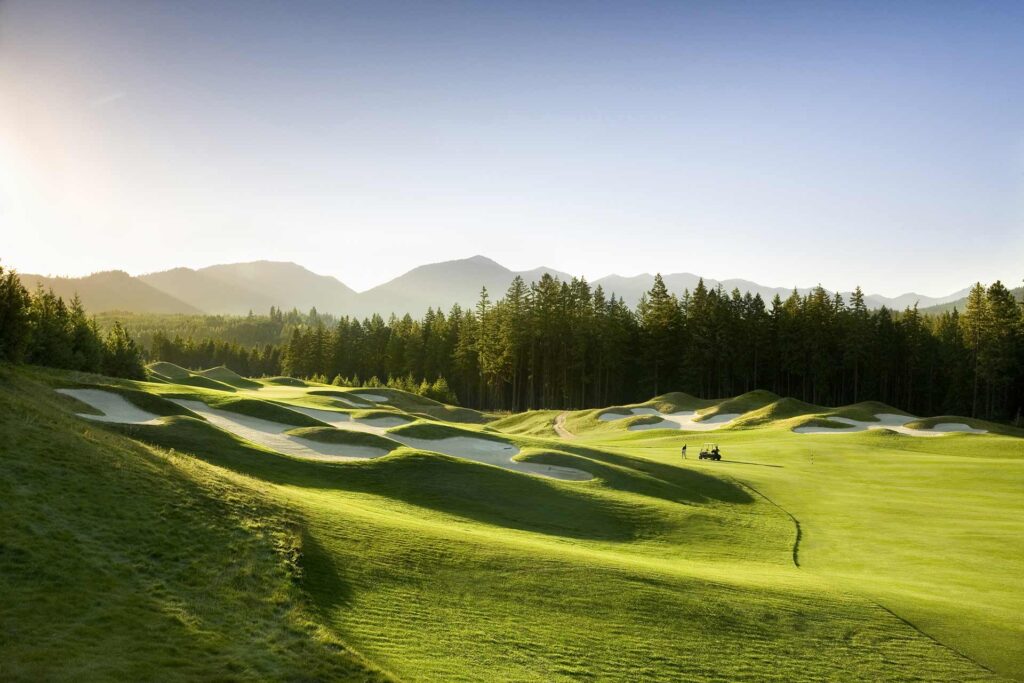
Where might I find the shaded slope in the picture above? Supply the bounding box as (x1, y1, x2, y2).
(0, 369, 385, 680)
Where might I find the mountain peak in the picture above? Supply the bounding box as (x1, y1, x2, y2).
(464, 255, 502, 266)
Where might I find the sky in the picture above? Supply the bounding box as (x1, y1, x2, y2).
(1, 0, 1022, 296)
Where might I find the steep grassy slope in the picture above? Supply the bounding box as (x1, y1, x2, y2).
(0, 367, 384, 681)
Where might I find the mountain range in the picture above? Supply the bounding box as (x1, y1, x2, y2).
(18, 255, 975, 318)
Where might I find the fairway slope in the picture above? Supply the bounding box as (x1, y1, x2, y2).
(12, 367, 1020, 681)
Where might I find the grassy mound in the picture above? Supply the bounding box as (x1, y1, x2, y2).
(346, 408, 411, 423)
(699, 389, 779, 418)
(146, 361, 192, 380)
(732, 397, 823, 428)
(197, 366, 263, 390)
(831, 401, 908, 421)
(202, 396, 328, 427)
(0, 370, 384, 680)
(177, 374, 237, 392)
(488, 410, 561, 437)
(286, 427, 401, 452)
(346, 387, 489, 424)
(264, 376, 308, 387)
(648, 392, 713, 412)
(387, 421, 509, 443)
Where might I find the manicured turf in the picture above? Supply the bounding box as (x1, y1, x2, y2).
(3, 364, 1020, 681)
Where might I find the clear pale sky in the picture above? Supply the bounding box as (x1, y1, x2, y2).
(1, 0, 1022, 295)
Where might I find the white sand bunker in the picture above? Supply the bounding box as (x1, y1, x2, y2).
(391, 435, 592, 481)
(170, 400, 390, 460)
(794, 413, 987, 437)
(599, 407, 740, 431)
(353, 393, 389, 403)
(57, 388, 165, 425)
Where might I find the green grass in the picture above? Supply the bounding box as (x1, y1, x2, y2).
(201, 395, 328, 427)
(487, 410, 561, 437)
(0, 366, 385, 681)
(3, 364, 1020, 681)
(197, 366, 263, 389)
(287, 426, 401, 452)
(698, 389, 780, 418)
(264, 376, 308, 387)
(146, 361, 192, 380)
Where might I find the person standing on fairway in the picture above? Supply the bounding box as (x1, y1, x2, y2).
(681, 444, 687, 459)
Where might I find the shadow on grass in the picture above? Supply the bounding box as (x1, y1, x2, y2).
(115, 417, 648, 541)
(299, 528, 355, 612)
(533, 444, 754, 505)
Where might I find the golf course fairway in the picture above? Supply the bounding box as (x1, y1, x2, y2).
(2, 365, 1021, 681)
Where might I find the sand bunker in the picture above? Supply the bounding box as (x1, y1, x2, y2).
(599, 407, 740, 431)
(57, 388, 165, 425)
(59, 389, 588, 479)
(392, 435, 592, 481)
(794, 413, 987, 437)
(170, 399, 390, 460)
(353, 393, 389, 403)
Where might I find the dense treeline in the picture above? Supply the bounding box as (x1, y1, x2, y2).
(93, 306, 332, 349)
(0, 265, 145, 379)
(271, 274, 1023, 421)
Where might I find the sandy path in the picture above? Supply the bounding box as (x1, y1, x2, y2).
(554, 413, 575, 439)
(168, 399, 390, 460)
(794, 413, 987, 437)
(599, 407, 740, 431)
(57, 388, 165, 425)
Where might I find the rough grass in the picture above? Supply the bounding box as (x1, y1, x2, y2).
(197, 366, 263, 390)
(387, 421, 511, 443)
(488, 410, 561, 437)
(146, 361, 192, 380)
(0, 367, 385, 681)
(732, 398, 823, 428)
(264, 376, 308, 387)
(201, 396, 328, 427)
(287, 427, 401, 452)
(830, 400, 909, 421)
(4, 365, 1018, 681)
(699, 389, 780, 418)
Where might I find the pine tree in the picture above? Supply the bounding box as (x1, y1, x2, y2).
(103, 322, 145, 379)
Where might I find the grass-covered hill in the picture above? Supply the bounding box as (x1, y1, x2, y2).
(2, 364, 1021, 681)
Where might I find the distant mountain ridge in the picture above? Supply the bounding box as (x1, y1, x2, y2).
(18, 256, 976, 318)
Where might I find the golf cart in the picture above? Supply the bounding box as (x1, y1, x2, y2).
(698, 443, 721, 461)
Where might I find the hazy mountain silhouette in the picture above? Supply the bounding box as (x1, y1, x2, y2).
(19, 256, 973, 317)
(18, 271, 201, 314)
(139, 261, 357, 315)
